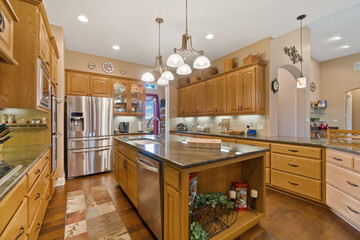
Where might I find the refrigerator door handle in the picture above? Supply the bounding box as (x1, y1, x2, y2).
(71, 147, 111, 153)
(55, 133, 62, 138)
(71, 136, 111, 141)
(91, 97, 96, 136)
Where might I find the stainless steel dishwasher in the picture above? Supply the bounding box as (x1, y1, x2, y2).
(137, 153, 163, 240)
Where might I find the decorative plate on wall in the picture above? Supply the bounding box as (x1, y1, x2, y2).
(102, 62, 114, 74)
(88, 62, 96, 69)
(119, 68, 126, 74)
(310, 82, 316, 92)
(271, 78, 279, 93)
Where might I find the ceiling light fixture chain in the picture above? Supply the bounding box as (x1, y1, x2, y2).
(296, 14, 306, 88)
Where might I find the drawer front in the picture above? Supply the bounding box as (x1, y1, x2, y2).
(27, 159, 42, 191)
(0, 198, 28, 240)
(355, 157, 360, 172)
(326, 149, 353, 169)
(165, 166, 181, 190)
(28, 176, 43, 226)
(266, 168, 270, 184)
(0, 1, 14, 61)
(194, 134, 212, 139)
(266, 152, 270, 168)
(272, 143, 322, 159)
(170, 132, 182, 136)
(43, 183, 51, 212)
(41, 149, 50, 170)
(42, 161, 51, 188)
(271, 169, 322, 200)
(327, 184, 360, 227)
(0, 176, 27, 235)
(326, 163, 360, 201)
(271, 153, 322, 180)
(117, 143, 137, 162)
(27, 199, 44, 240)
(182, 133, 195, 138)
(236, 139, 270, 148)
(218, 137, 236, 143)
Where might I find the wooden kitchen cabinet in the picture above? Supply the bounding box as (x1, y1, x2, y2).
(113, 79, 145, 116)
(126, 159, 138, 207)
(39, 11, 51, 71)
(227, 71, 240, 114)
(178, 87, 191, 116)
(90, 76, 111, 97)
(129, 82, 145, 115)
(0, 0, 19, 65)
(190, 83, 205, 115)
(239, 66, 256, 113)
(164, 183, 181, 240)
(66, 72, 90, 96)
(205, 79, 216, 115)
(215, 76, 227, 114)
(50, 37, 59, 88)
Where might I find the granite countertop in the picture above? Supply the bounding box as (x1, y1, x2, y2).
(170, 130, 360, 155)
(0, 144, 51, 201)
(113, 132, 150, 136)
(115, 135, 268, 169)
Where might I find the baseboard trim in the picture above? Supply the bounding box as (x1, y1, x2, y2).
(56, 177, 65, 186)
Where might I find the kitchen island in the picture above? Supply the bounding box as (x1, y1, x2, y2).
(114, 134, 268, 240)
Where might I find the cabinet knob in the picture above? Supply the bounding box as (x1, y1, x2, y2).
(46, 61, 50, 66)
(0, 11, 5, 33)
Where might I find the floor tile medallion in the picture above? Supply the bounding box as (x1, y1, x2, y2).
(64, 185, 131, 240)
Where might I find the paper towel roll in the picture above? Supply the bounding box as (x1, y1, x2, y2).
(251, 189, 258, 198)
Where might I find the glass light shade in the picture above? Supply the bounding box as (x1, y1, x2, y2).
(161, 71, 174, 81)
(176, 63, 192, 75)
(297, 76, 306, 88)
(141, 72, 155, 82)
(166, 53, 184, 67)
(157, 77, 169, 86)
(193, 55, 211, 69)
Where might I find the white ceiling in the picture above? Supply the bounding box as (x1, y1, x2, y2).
(44, 0, 360, 66)
(309, 4, 360, 62)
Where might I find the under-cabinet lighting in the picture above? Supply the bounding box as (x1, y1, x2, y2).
(221, 149, 230, 153)
(182, 141, 188, 144)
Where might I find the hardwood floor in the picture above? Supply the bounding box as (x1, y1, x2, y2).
(39, 172, 360, 240)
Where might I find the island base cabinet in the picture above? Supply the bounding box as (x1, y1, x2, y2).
(164, 183, 181, 240)
(126, 160, 138, 207)
(0, 198, 28, 240)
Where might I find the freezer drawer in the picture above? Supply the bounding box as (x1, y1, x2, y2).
(67, 146, 113, 178)
(67, 136, 113, 150)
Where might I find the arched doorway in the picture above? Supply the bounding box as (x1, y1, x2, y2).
(345, 88, 360, 130)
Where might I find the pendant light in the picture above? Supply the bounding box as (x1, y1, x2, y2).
(141, 18, 174, 84)
(297, 14, 306, 89)
(166, 0, 210, 74)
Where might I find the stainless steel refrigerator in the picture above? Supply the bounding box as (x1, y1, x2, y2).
(66, 96, 113, 178)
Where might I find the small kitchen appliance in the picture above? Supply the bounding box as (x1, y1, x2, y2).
(176, 123, 187, 131)
(119, 122, 129, 133)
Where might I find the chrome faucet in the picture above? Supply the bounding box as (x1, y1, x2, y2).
(147, 116, 162, 139)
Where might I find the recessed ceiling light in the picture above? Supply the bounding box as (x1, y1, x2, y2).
(329, 36, 341, 41)
(77, 15, 88, 23)
(112, 45, 120, 50)
(206, 34, 214, 40)
(341, 45, 350, 49)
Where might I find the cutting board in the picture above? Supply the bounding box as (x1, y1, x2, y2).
(187, 138, 221, 149)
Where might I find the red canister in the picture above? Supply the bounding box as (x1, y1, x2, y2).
(232, 180, 248, 211)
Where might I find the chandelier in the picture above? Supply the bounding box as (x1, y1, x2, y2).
(141, 18, 174, 85)
(166, 0, 210, 75)
(296, 14, 306, 89)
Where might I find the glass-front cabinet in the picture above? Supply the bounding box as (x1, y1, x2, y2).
(130, 82, 145, 115)
(113, 80, 145, 116)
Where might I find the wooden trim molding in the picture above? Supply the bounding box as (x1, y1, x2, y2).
(19, 0, 42, 6)
(65, 69, 143, 83)
(50, 37, 60, 59)
(3, 0, 19, 21)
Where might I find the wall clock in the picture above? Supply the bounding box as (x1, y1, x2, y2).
(88, 62, 96, 69)
(119, 68, 126, 74)
(102, 62, 114, 74)
(310, 82, 316, 92)
(271, 78, 279, 93)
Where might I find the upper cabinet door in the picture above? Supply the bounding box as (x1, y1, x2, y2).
(0, 0, 18, 65)
(39, 13, 50, 70)
(129, 82, 145, 115)
(197, 83, 205, 115)
(66, 72, 90, 96)
(190, 85, 198, 115)
(113, 80, 129, 115)
(51, 48, 58, 87)
(177, 88, 184, 116)
(215, 76, 227, 115)
(240, 66, 256, 113)
(227, 71, 240, 114)
(205, 80, 216, 115)
(89, 76, 111, 97)
(183, 87, 191, 116)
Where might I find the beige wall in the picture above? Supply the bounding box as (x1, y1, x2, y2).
(51, 24, 66, 184)
(352, 89, 360, 130)
(310, 57, 321, 102)
(320, 52, 360, 129)
(65, 50, 150, 79)
(270, 27, 311, 137)
(169, 38, 271, 136)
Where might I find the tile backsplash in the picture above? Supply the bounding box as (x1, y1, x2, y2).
(170, 115, 266, 136)
(113, 116, 145, 133)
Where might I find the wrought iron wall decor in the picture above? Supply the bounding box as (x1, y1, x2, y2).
(283, 46, 303, 65)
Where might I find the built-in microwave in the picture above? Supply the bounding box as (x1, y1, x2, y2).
(37, 58, 51, 109)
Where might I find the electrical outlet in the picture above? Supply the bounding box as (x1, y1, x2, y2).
(258, 124, 263, 130)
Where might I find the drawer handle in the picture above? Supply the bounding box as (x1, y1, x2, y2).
(15, 226, 24, 240)
(35, 169, 41, 175)
(46, 195, 50, 200)
(347, 206, 360, 215)
(288, 163, 299, 167)
(333, 157, 343, 162)
(35, 223, 41, 232)
(46, 156, 49, 160)
(35, 192, 41, 200)
(347, 181, 359, 188)
(288, 149, 299, 153)
(0, 11, 4, 33)
(46, 174, 50, 178)
(288, 181, 299, 186)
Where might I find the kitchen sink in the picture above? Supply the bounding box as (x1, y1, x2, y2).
(129, 139, 161, 145)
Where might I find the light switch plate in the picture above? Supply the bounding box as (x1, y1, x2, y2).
(258, 124, 263, 130)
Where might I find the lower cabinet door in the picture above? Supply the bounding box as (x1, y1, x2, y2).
(118, 154, 128, 190)
(28, 200, 44, 240)
(164, 184, 181, 240)
(126, 160, 138, 208)
(28, 177, 43, 226)
(0, 198, 28, 240)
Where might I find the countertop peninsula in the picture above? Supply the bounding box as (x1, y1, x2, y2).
(0, 144, 51, 201)
(114, 134, 268, 169)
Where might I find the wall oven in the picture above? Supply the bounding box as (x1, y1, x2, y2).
(37, 58, 51, 110)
